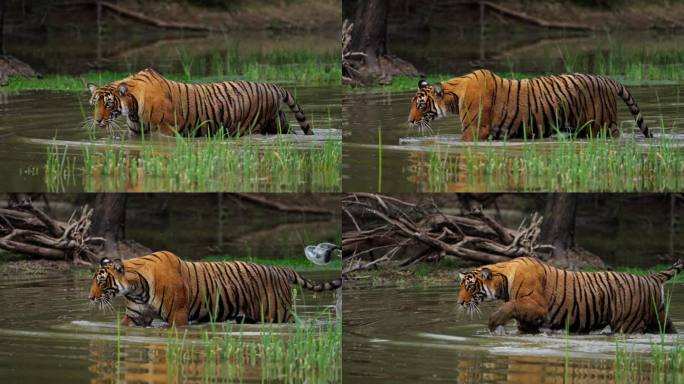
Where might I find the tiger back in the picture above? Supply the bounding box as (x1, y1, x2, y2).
(409, 69, 651, 141)
(88, 251, 340, 326)
(457, 257, 682, 334)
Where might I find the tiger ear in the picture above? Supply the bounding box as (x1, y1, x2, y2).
(118, 83, 128, 96)
(100, 257, 112, 267)
(457, 272, 465, 282)
(113, 259, 124, 273)
(434, 83, 444, 96)
(481, 268, 492, 280)
(87, 83, 97, 95)
(418, 79, 429, 90)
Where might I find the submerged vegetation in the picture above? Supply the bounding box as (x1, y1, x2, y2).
(45, 131, 341, 192)
(425, 129, 684, 192)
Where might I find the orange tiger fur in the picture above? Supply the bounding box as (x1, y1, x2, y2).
(457, 257, 682, 334)
(88, 251, 339, 326)
(87, 68, 312, 137)
(408, 69, 651, 140)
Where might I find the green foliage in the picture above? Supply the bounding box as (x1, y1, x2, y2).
(2, 48, 339, 92)
(201, 255, 341, 271)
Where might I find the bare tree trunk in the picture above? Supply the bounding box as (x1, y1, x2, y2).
(0, 0, 6, 55)
(345, 0, 417, 85)
(540, 193, 587, 268)
(350, 0, 389, 71)
(91, 194, 127, 258)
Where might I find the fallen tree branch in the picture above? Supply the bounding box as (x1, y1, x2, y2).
(342, 193, 549, 275)
(0, 200, 104, 264)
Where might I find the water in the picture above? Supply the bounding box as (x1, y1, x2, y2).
(342, 84, 684, 192)
(0, 86, 341, 192)
(343, 282, 684, 383)
(0, 269, 339, 383)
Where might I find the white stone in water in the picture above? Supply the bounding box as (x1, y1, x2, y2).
(304, 243, 339, 265)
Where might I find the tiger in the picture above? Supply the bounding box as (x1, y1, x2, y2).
(87, 68, 313, 137)
(457, 256, 682, 334)
(88, 251, 340, 326)
(408, 69, 652, 141)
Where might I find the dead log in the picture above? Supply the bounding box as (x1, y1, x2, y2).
(0, 200, 105, 265)
(342, 193, 551, 275)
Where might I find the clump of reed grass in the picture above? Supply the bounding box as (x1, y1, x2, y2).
(164, 291, 341, 383)
(45, 127, 341, 192)
(427, 126, 684, 192)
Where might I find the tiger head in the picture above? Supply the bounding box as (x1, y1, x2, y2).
(87, 82, 137, 131)
(408, 80, 454, 134)
(89, 257, 128, 308)
(456, 268, 508, 315)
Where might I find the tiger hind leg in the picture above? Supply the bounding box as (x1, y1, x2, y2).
(262, 110, 291, 134)
(647, 318, 677, 334)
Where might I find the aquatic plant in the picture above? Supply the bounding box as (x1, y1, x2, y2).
(45, 128, 341, 192)
(426, 126, 684, 192)
(163, 291, 341, 383)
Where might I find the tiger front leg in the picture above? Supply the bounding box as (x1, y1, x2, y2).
(168, 307, 189, 327)
(122, 303, 154, 327)
(488, 297, 547, 333)
(121, 313, 153, 327)
(460, 106, 492, 141)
